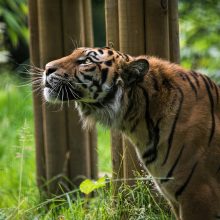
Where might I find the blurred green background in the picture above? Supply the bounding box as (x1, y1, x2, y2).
(0, 0, 219, 218)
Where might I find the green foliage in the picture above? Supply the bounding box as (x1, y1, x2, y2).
(0, 0, 29, 48)
(80, 177, 106, 195)
(0, 71, 36, 210)
(179, 0, 220, 74)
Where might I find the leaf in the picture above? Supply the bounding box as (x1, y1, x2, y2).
(96, 177, 106, 187)
(79, 177, 106, 195)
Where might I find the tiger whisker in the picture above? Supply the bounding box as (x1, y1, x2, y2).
(53, 85, 63, 105)
(48, 82, 62, 96)
(60, 88, 64, 111)
(32, 87, 43, 95)
(17, 79, 43, 88)
(67, 83, 81, 99)
(67, 86, 78, 100)
(64, 86, 70, 107)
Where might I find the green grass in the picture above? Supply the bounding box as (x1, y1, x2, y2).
(0, 70, 171, 219)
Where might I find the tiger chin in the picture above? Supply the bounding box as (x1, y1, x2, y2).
(41, 47, 220, 220)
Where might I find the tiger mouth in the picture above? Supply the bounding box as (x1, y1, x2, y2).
(44, 83, 82, 101)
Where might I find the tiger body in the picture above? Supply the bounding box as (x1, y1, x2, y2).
(42, 47, 220, 220)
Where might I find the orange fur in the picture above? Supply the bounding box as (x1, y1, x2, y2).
(42, 47, 220, 220)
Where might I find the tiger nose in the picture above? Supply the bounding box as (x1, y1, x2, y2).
(45, 65, 57, 76)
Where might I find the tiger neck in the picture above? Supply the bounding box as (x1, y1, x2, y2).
(119, 84, 166, 165)
(78, 85, 124, 128)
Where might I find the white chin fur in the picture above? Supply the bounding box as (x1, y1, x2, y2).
(42, 71, 46, 86)
(43, 88, 60, 103)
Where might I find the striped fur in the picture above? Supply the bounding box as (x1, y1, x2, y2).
(42, 47, 220, 220)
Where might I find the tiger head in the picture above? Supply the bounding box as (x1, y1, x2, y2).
(43, 47, 149, 127)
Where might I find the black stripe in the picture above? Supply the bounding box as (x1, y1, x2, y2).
(205, 75, 214, 89)
(175, 162, 198, 199)
(190, 71, 200, 88)
(162, 78, 173, 90)
(143, 118, 161, 165)
(101, 68, 109, 84)
(213, 83, 219, 104)
(216, 165, 220, 173)
(112, 71, 119, 83)
(185, 74, 198, 97)
(191, 71, 199, 76)
(102, 46, 110, 49)
(84, 66, 96, 72)
(123, 89, 134, 120)
(215, 215, 220, 219)
(151, 74, 159, 91)
(91, 85, 118, 108)
(179, 72, 187, 81)
(104, 60, 112, 67)
(83, 74, 93, 81)
(87, 51, 97, 57)
(201, 75, 215, 146)
(124, 53, 130, 61)
(116, 51, 124, 57)
(162, 87, 184, 165)
(90, 55, 99, 61)
(161, 145, 185, 183)
(92, 79, 100, 87)
(98, 49, 103, 54)
(130, 118, 140, 133)
(108, 50, 113, 55)
(140, 87, 154, 143)
(75, 75, 87, 88)
(93, 92, 99, 99)
(143, 148, 157, 165)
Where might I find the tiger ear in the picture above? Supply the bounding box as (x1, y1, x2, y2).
(121, 59, 149, 86)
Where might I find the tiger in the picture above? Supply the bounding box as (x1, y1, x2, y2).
(41, 46, 220, 220)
